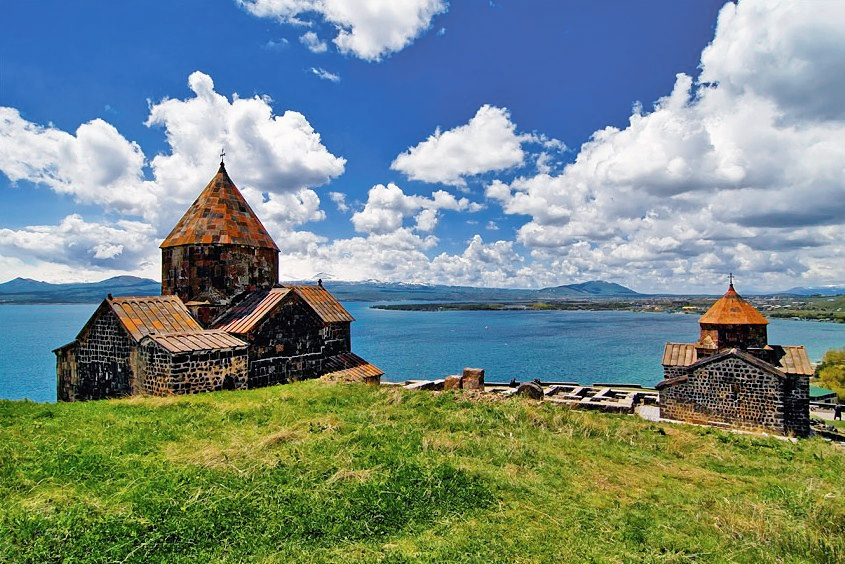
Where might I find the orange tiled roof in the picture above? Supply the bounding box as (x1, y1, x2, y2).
(291, 285, 354, 323)
(160, 163, 279, 250)
(213, 288, 292, 334)
(662, 343, 697, 367)
(109, 296, 203, 341)
(145, 330, 247, 354)
(775, 345, 814, 376)
(662, 342, 813, 375)
(214, 285, 353, 334)
(699, 284, 768, 325)
(323, 352, 384, 381)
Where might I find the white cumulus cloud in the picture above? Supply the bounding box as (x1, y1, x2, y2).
(0, 215, 158, 273)
(0, 108, 156, 218)
(391, 105, 531, 187)
(0, 71, 346, 282)
(351, 183, 480, 234)
(485, 0, 845, 292)
(147, 71, 345, 211)
(238, 0, 449, 61)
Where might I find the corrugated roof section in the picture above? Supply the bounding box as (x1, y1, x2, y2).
(662, 343, 697, 367)
(291, 285, 354, 323)
(213, 288, 291, 334)
(323, 352, 384, 382)
(777, 345, 814, 376)
(160, 163, 279, 251)
(699, 284, 768, 326)
(147, 330, 248, 354)
(109, 296, 202, 341)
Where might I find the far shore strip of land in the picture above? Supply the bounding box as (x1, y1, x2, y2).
(372, 295, 845, 323)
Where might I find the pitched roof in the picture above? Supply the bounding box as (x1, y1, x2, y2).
(694, 347, 786, 378)
(322, 352, 384, 382)
(699, 283, 768, 326)
(213, 287, 291, 334)
(290, 285, 354, 323)
(662, 343, 697, 367)
(144, 330, 247, 354)
(108, 296, 202, 341)
(213, 285, 354, 334)
(661, 342, 813, 376)
(160, 163, 279, 250)
(772, 345, 814, 376)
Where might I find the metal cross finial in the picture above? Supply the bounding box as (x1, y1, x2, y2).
(219, 148, 226, 165)
(729, 272, 734, 287)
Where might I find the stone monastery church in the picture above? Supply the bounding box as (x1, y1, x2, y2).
(55, 161, 382, 401)
(657, 281, 812, 437)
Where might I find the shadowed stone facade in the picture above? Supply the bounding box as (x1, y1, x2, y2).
(137, 332, 249, 396)
(658, 283, 812, 436)
(55, 303, 135, 401)
(56, 163, 381, 401)
(161, 245, 279, 309)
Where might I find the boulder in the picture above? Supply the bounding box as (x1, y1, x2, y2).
(515, 381, 544, 400)
(461, 368, 485, 390)
(444, 375, 462, 391)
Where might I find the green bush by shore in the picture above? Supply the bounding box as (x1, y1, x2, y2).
(2, 381, 844, 563)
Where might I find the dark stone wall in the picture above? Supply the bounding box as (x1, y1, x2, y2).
(55, 345, 77, 402)
(161, 244, 279, 306)
(700, 323, 767, 350)
(662, 366, 688, 380)
(138, 341, 248, 396)
(660, 356, 809, 436)
(783, 374, 810, 437)
(243, 297, 351, 388)
(64, 309, 135, 401)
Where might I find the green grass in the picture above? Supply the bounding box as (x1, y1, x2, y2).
(2, 382, 845, 563)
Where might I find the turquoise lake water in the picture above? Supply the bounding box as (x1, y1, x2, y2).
(2, 302, 844, 403)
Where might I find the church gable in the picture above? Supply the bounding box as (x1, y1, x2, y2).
(210, 285, 354, 388)
(61, 303, 136, 401)
(660, 350, 788, 432)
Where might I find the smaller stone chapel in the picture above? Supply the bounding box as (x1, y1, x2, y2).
(55, 161, 382, 401)
(657, 280, 812, 436)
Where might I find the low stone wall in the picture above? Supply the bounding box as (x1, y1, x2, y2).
(138, 341, 248, 396)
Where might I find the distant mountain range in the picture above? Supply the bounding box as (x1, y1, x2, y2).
(0, 277, 641, 304)
(1, 276, 840, 305)
(0, 276, 160, 304)
(283, 279, 642, 302)
(779, 286, 845, 297)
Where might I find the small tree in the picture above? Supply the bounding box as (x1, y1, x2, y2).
(816, 348, 845, 400)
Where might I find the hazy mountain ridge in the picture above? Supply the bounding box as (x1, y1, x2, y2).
(0, 276, 161, 304)
(3, 276, 841, 305)
(0, 277, 642, 304)
(781, 286, 845, 297)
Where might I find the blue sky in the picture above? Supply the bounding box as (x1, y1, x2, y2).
(2, 0, 844, 293)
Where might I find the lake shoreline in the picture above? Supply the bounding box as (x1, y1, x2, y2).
(371, 299, 845, 323)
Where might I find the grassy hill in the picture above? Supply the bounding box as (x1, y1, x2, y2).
(2, 381, 844, 563)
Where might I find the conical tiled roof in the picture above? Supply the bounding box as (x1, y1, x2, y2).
(160, 162, 279, 250)
(699, 283, 768, 325)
